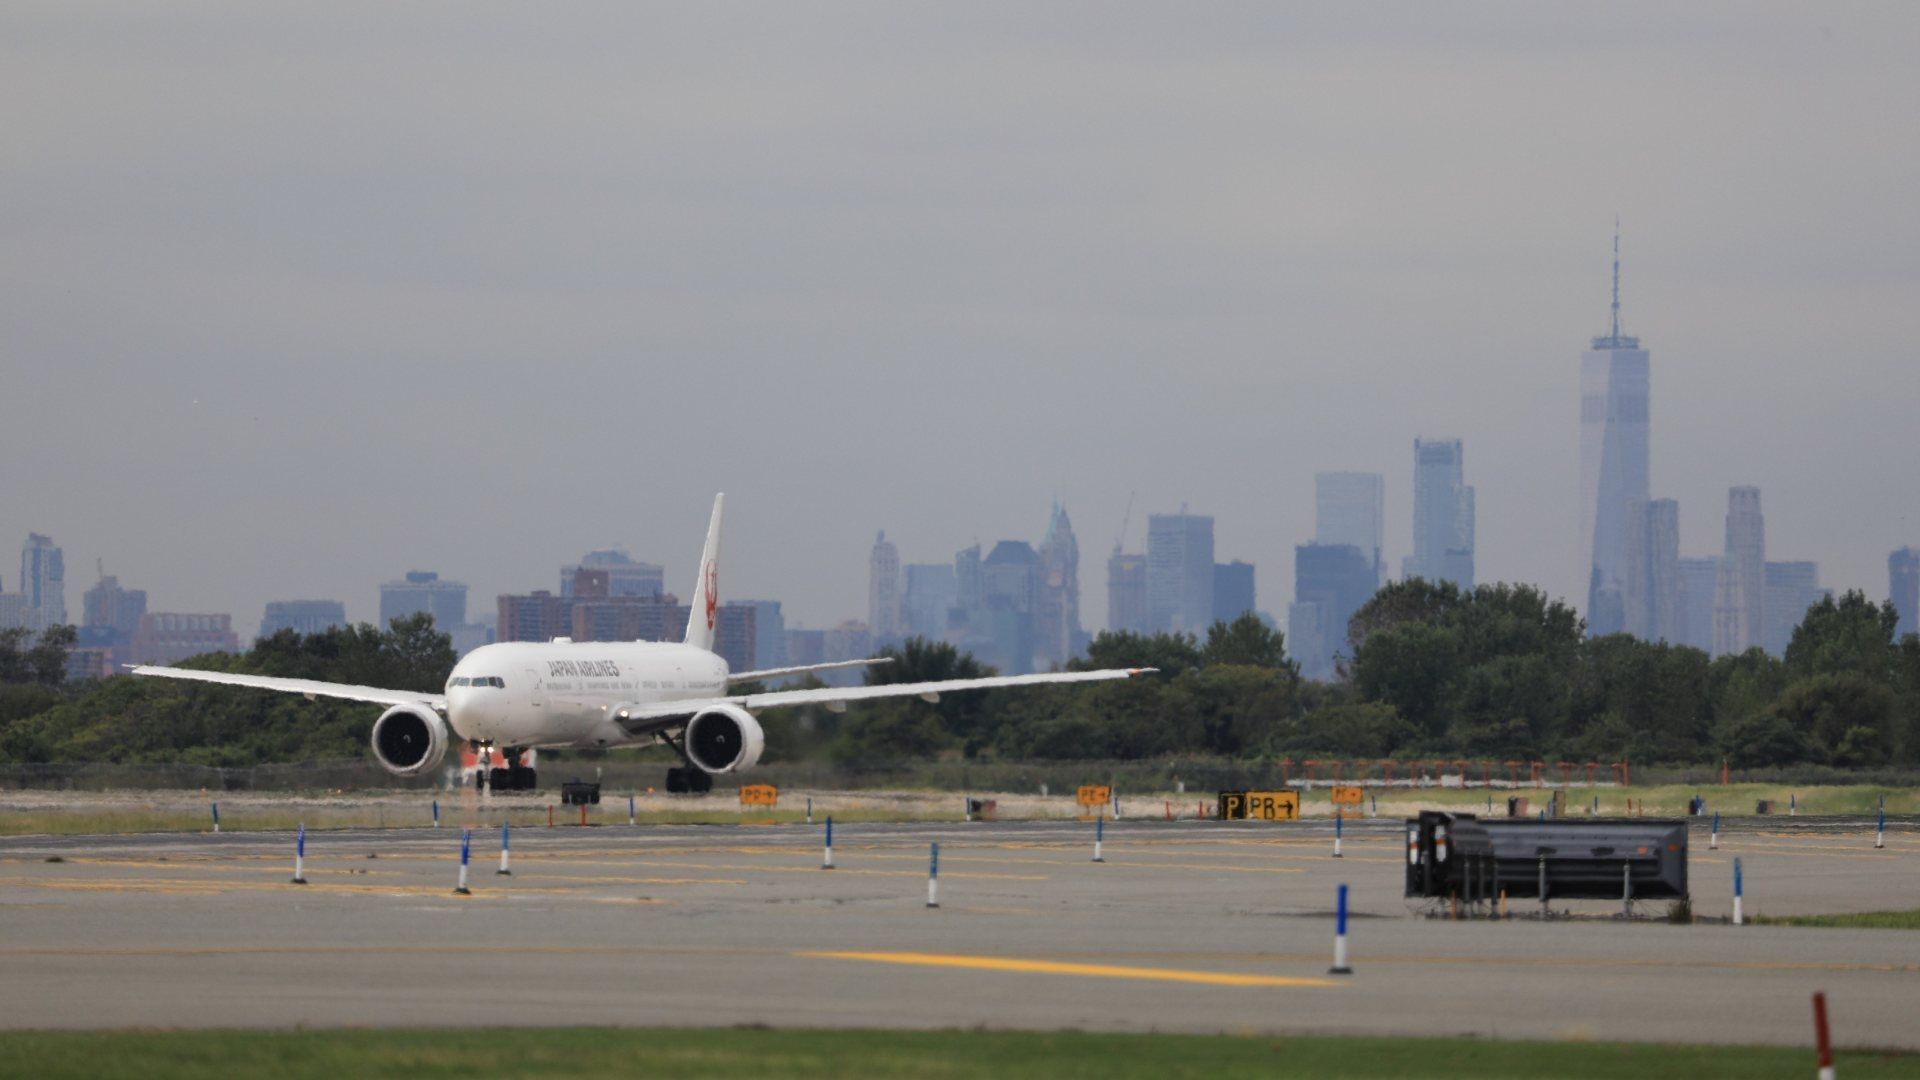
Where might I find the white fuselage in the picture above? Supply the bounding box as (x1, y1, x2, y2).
(443, 640, 730, 750)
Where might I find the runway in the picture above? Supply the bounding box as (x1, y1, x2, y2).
(0, 817, 1914, 1047)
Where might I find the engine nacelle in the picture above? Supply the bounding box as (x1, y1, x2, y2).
(684, 704, 765, 774)
(371, 702, 450, 776)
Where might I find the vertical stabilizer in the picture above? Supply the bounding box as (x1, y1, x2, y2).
(684, 494, 725, 651)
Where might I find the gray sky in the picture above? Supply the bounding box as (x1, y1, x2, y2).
(4, 3, 1917, 634)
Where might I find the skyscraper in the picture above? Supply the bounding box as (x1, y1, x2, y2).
(868, 531, 903, 645)
(1405, 439, 1474, 589)
(1713, 487, 1766, 656)
(1579, 229, 1651, 636)
(1107, 551, 1148, 634)
(1764, 561, 1828, 657)
(1893, 548, 1920, 640)
(1147, 512, 1215, 633)
(1291, 543, 1374, 681)
(1623, 499, 1681, 642)
(19, 533, 65, 631)
(1315, 472, 1385, 579)
(902, 563, 957, 640)
(1676, 556, 1720, 653)
(381, 571, 468, 631)
(981, 540, 1038, 674)
(1213, 561, 1256, 625)
(1034, 503, 1082, 667)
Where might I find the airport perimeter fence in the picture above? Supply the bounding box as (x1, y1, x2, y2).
(3, 757, 1918, 794)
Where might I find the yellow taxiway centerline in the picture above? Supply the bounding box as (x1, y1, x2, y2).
(798, 950, 1342, 988)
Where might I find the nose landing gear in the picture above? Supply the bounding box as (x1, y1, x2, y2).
(476, 745, 538, 792)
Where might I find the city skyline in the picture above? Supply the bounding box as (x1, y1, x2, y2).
(3, 6, 1917, 636)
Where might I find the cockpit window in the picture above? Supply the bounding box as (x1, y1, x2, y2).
(451, 677, 468, 687)
(491, 677, 505, 688)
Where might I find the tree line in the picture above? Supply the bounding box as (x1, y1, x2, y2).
(1, 581, 1916, 770)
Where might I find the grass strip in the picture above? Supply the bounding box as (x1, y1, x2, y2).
(0, 1027, 1916, 1079)
(1752, 908, 1920, 930)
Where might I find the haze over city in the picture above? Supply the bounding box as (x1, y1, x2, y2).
(4, 4, 1916, 635)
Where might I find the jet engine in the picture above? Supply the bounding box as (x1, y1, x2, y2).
(371, 702, 449, 776)
(684, 704, 765, 774)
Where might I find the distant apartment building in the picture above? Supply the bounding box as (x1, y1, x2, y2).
(1147, 512, 1215, 634)
(18, 533, 66, 631)
(902, 564, 957, 641)
(1290, 543, 1375, 681)
(559, 549, 664, 598)
(0, 592, 29, 632)
(1315, 472, 1385, 579)
(1405, 439, 1474, 589)
(1623, 499, 1681, 643)
(868, 531, 903, 646)
(1892, 548, 1919, 639)
(79, 571, 147, 667)
(1213, 561, 1256, 625)
(130, 613, 240, 666)
(259, 600, 348, 640)
(380, 571, 468, 631)
(1106, 552, 1148, 635)
(1713, 487, 1766, 656)
(497, 591, 573, 643)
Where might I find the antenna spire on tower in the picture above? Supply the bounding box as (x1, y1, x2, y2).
(1610, 216, 1622, 341)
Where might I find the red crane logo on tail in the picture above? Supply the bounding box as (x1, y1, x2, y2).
(704, 560, 718, 631)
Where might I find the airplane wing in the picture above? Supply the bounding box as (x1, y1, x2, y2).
(727, 657, 893, 684)
(127, 665, 447, 710)
(615, 667, 1154, 733)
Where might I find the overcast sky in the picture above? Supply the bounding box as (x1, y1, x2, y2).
(4, 3, 1917, 635)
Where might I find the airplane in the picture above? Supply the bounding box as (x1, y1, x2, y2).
(132, 494, 1154, 795)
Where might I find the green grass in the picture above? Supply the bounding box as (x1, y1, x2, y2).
(1753, 908, 1920, 930)
(0, 1028, 1914, 1079)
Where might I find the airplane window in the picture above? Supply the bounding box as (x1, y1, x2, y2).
(492, 677, 506, 688)
(454, 677, 469, 686)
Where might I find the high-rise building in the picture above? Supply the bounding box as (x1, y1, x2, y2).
(380, 571, 467, 631)
(0, 593, 28, 632)
(1315, 472, 1385, 579)
(1712, 487, 1766, 656)
(902, 564, 957, 641)
(1213, 561, 1256, 625)
(1892, 548, 1920, 640)
(731, 600, 788, 671)
(1291, 544, 1374, 681)
(1147, 512, 1215, 633)
(559, 550, 664, 598)
(868, 531, 903, 645)
(1764, 561, 1828, 657)
(1623, 499, 1681, 642)
(1107, 551, 1148, 635)
(981, 540, 1038, 674)
(1405, 439, 1474, 589)
(260, 600, 347, 640)
(1676, 556, 1720, 653)
(497, 591, 573, 643)
(19, 533, 65, 631)
(953, 544, 984, 636)
(1034, 503, 1082, 667)
(130, 613, 239, 666)
(83, 574, 147, 640)
(1579, 230, 1652, 638)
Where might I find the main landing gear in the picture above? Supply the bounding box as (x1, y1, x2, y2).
(659, 733, 713, 794)
(477, 745, 538, 792)
(664, 767, 713, 795)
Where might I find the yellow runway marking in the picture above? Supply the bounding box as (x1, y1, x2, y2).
(801, 950, 1341, 988)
